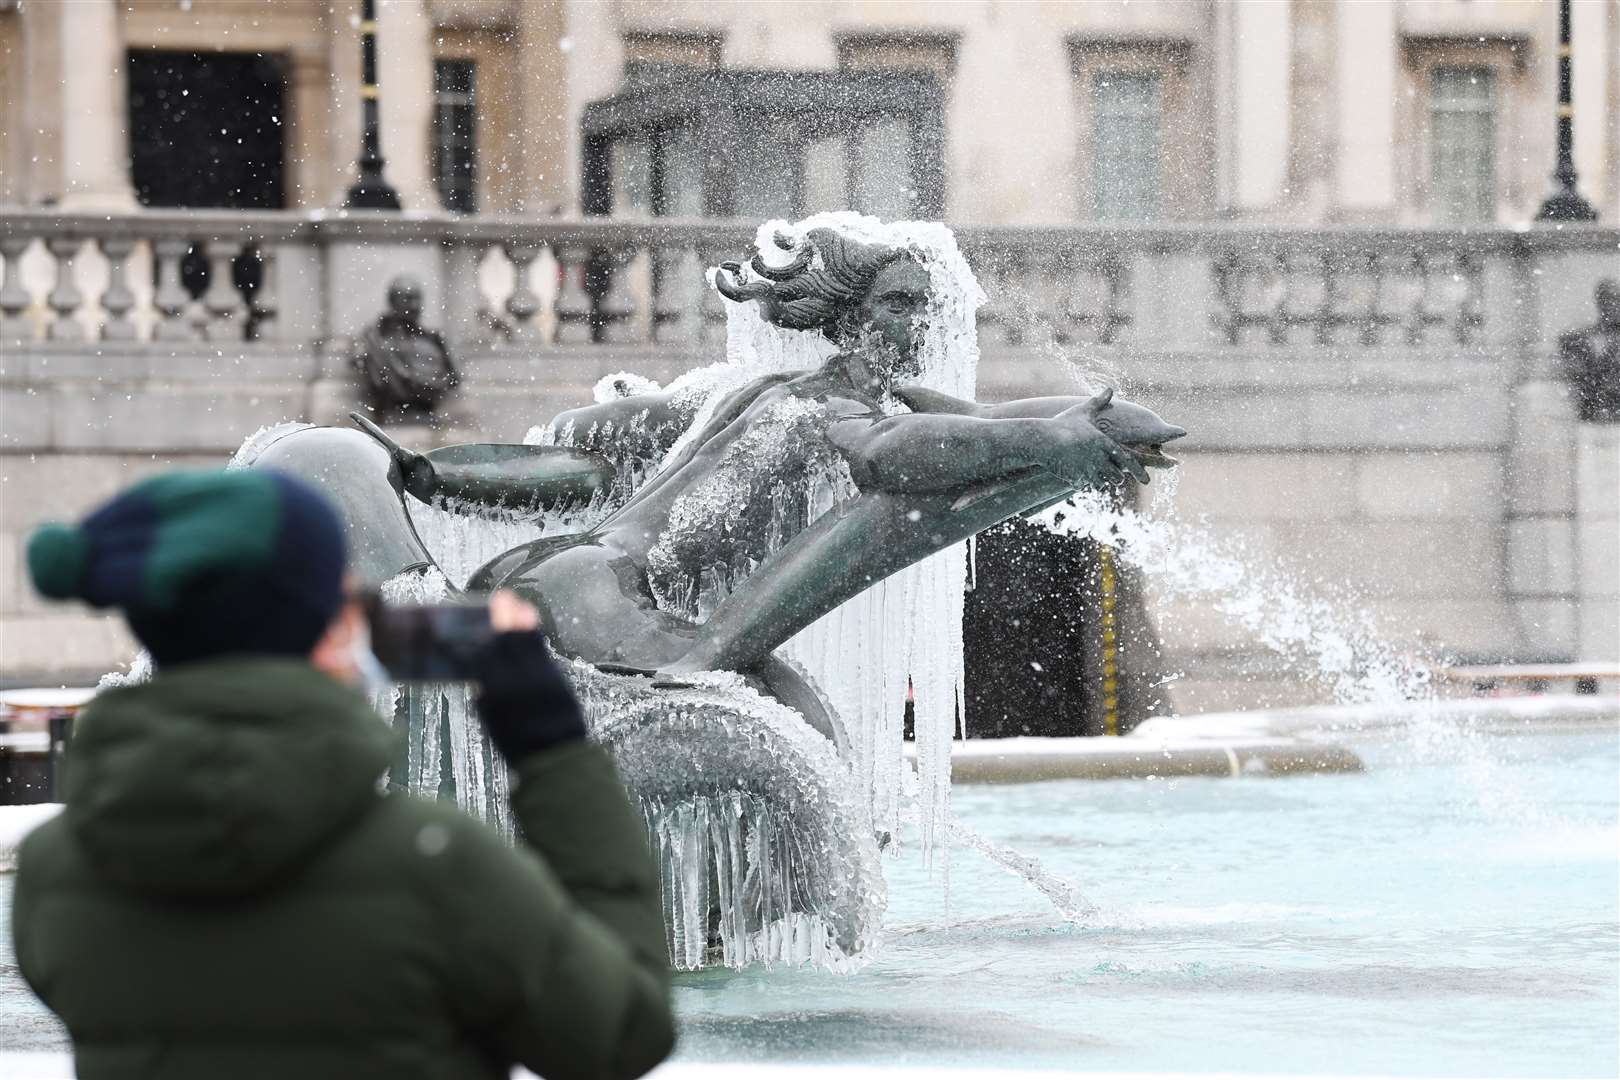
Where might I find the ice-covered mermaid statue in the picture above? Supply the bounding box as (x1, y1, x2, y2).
(244, 217, 1185, 969)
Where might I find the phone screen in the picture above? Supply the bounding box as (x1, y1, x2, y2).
(365, 599, 493, 682)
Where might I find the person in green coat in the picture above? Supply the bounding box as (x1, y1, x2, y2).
(12, 469, 675, 1080)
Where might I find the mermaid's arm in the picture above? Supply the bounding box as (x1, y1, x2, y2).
(893, 384, 1096, 420)
(548, 393, 684, 453)
(827, 392, 1147, 495)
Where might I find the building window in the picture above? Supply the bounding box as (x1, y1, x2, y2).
(127, 49, 287, 209)
(1429, 66, 1495, 224)
(1090, 72, 1162, 221)
(433, 59, 476, 214)
(1069, 36, 1202, 222)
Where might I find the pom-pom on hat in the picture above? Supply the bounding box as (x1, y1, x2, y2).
(26, 470, 348, 666)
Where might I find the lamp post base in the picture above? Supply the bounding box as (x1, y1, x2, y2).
(1536, 188, 1599, 223)
(345, 172, 402, 211)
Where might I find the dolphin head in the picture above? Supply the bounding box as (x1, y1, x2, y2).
(1092, 396, 1187, 468)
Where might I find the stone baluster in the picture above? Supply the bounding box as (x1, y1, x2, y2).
(553, 246, 595, 344)
(1378, 252, 1425, 346)
(1327, 252, 1381, 347)
(98, 237, 138, 341)
(655, 244, 707, 346)
(1414, 251, 1460, 347)
(1063, 257, 1115, 346)
(201, 240, 247, 341)
(1024, 252, 1067, 349)
(1214, 250, 1275, 345)
(1452, 253, 1483, 345)
(502, 240, 543, 342)
(153, 237, 197, 341)
(45, 237, 84, 341)
(0, 235, 32, 340)
(1090, 255, 1130, 345)
(1211, 249, 1244, 341)
(1280, 250, 1327, 346)
(251, 244, 279, 341)
(974, 250, 1024, 348)
(695, 243, 728, 344)
(599, 246, 650, 345)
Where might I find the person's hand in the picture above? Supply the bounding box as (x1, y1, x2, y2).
(488, 589, 540, 633)
(1040, 388, 1149, 489)
(468, 590, 587, 762)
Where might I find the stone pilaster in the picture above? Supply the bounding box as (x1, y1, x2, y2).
(1575, 424, 1620, 661)
(1333, 0, 1396, 221)
(377, 0, 436, 212)
(56, 0, 135, 210)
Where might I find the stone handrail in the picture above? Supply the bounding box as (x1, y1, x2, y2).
(2, 208, 1615, 353)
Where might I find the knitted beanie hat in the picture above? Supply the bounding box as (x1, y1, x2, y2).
(26, 470, 348, 666)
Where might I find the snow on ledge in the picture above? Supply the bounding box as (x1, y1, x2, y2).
(0, 804, 61, 872)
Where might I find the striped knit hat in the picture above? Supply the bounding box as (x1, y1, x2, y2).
(27, 470, 347, 665)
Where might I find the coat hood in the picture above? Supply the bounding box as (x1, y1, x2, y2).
(63, 658, 396, 899)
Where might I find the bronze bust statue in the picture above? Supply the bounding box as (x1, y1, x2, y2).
(1560, 279, 1620, 422)
(351, 276, 460, 418)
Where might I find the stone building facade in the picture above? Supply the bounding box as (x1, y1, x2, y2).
(1, 0, 1616, 702)
(2, 0, 1617, 224)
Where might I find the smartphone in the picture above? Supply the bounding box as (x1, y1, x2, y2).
(363, 595, 495, 682)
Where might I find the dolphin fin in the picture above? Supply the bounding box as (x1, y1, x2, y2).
(349, 412, 437, 502)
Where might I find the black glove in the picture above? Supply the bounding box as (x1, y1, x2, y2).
(467, 630, 588, 762)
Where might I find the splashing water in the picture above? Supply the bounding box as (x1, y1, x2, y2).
(1039, 487, 1435, 710)
(1030, 485, 1590, 835)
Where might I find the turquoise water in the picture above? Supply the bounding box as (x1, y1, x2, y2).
(670, 729, 1619, 1076)
(4, 728, 1617, 1075)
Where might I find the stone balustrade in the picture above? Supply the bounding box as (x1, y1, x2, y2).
(4, 209, 1607, 355)
(2, 209, 1616, 690)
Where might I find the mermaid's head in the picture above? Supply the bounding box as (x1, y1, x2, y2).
(715, 228, 931, 379)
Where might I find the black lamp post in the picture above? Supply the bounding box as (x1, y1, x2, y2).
(1535, 0, 1597, 222)
(344, 0, 402, 210)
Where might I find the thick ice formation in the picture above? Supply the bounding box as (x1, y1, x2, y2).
(528, 213, 985, 860)
(716, 213, 985, 858)
(571, 661, 886, 971)
(646, 394, 856, 621)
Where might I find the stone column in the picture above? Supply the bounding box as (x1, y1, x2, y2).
(1574, 424, 1619, 661)
(57, 0, 135, 209)
(1570, 0, 1616, 220)
(1505, 379, 1580, 658)
(377, 0, 436, 212)
(1229, 1, 1292, 214)
(1333, 0, 1397, 220)
(517, 0, 571, 214)
(285, 49, 332, 208)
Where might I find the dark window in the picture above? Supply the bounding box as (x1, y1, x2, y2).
(433, 59, 477, 214)
(127, 50, 286, 209)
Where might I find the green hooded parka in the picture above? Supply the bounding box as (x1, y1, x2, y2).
(10, 657, 674, 1080)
